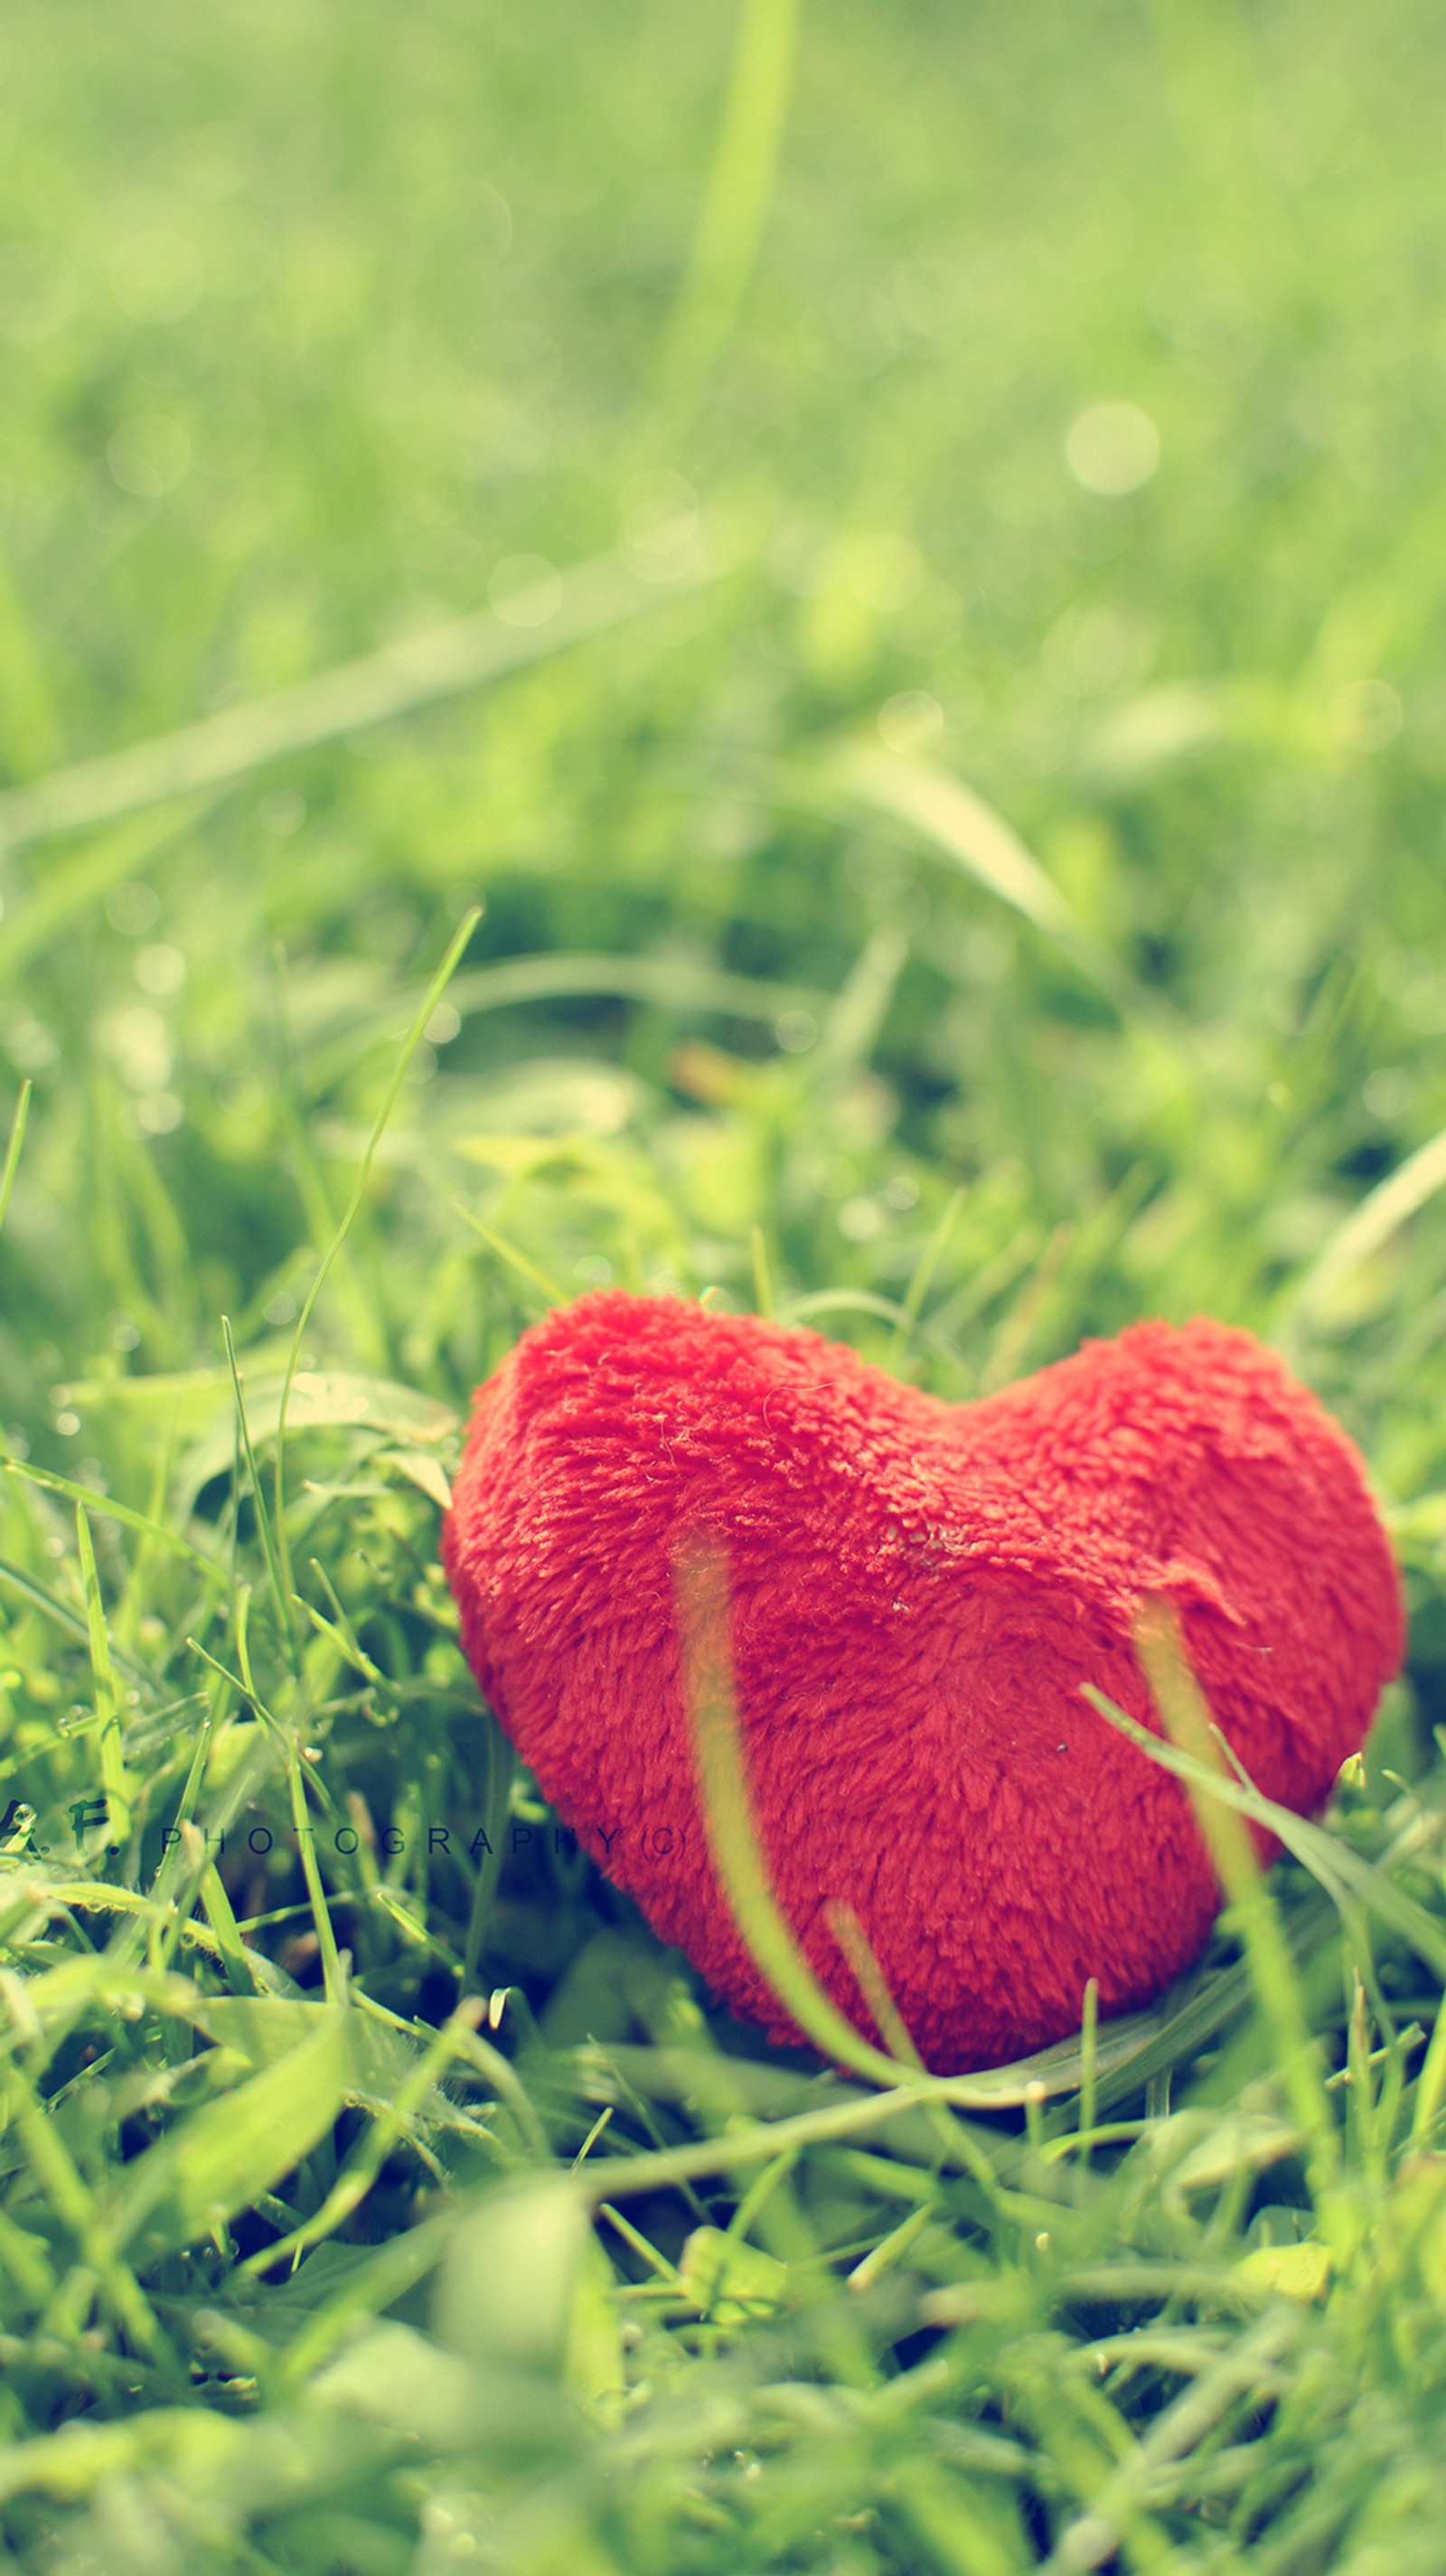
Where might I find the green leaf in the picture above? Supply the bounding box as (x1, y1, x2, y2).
(174, 1369, 456, 1511)
(188, 1997, 483, 2137)
(1235, 2241, 1333, 2302)
(676, 2223, 789, 2320)
(566, 2232, 626, 2412)
(822, 745, 1135, 1010)
(111, 2009, 349, 2262)
(374, 1447, 453, 1510)
(433, 2179, 592, 2373)
(1170, 2112, 1301, 2197)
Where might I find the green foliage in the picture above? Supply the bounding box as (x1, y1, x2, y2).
(4, 0, 1446, 2565)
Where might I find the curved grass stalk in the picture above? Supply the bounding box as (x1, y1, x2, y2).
(1093, 1596, 1339, 2204)
(0, 553, 723, 856)
(1285, 1118, 1446, 1340)
(4, 1876, 276, 1986)
(675, 1536, 927, 2092)
(824, 746, 1141, 1014)
(647, 0, 803, 440)
(566, 2050, 1163, 2210)
(446, 950, 823, 1028)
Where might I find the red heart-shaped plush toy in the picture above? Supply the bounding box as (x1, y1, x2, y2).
(442, 1293, 1403, 2071)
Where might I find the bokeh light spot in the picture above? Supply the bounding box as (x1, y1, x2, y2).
(1065, 402, 1160, 495)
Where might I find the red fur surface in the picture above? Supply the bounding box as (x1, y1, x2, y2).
(441, 1293, 1404, 2072)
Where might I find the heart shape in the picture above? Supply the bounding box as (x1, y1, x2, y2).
(442, 1293, 1403, 2071)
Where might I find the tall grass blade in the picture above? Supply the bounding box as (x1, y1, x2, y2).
(1, 2036, 173, 2370)
(0, 805, 210, 983)
(446, 951, 823, 1027)
(5, 1457, 217, 1570)
(676, 1537, 919, 2086)
(221, 1316, 296, 1659)
(1287, 1119, 1446, 1333)
(449, 1202, 566, 1307)
(891, 1183, 964, 1359)
(830, 745, 1137, 1008)
(1103, 1596, 1338, 2199)
(0, 1554, 146, 1679)
(0, 1076, 32, 1233)
(74, 1502, 131, 1843)
(648, 0, 802, 433)
(0, 554, 724, 855)
(273, 907, 481, 1596)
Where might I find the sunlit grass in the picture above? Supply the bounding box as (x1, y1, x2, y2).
(4, 0, 1446, 2565)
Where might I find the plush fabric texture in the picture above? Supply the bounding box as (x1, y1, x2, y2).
(441, 1293, 1404, 2072)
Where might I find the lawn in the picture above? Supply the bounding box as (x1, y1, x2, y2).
(4, 0, 1446, 2567)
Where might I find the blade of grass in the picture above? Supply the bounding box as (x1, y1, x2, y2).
(1079, 1978, 1099, 2160)
(4, 1458, 217, 1573)
(1410, 1990, 1446, 2148)
(567, 2054, 1145, 2208)
(0, 804, 212, 983)
(1, 1878, 277, 1983)
(273, 907, 481, 1603)
(1110, 1596, 1339, 2203)
(74, 1504, 131, 1845)
(275, 2207, 457, 2388)
(0, 2029, 174, 2374)
(136, 1717, 215, 1974)
(222, 1316, 296, 1662)
(448, 1201, 566, 1307)
(0, 1077, 32, 1233)
(462, 1717, 514, 1994)
(269, 942, 385, 1368)
(725, 2149, 799, 2242)
(446, 951, 823, 1027)
(298, 1558, 385, 1685)
(193, 1853, 254, 1994)
(812, 926, 908, 1079)
(845, 2203, 935, 2293)
(677, 1537, 989, 2110)
(1042, 2308, 1303, 2576)
(187, 1622, 344, 2004)
(416, 2005, 551, 2161)
(599, 2199, 681, 2280)
(253, 1681, 345, 2013)
(890, 1183, 964, 1361)
(0, 553, 726, 856)
(824, 745, 1139, 1011)
(115, 1398, 191, 1659)
(1285, 1118, 1446, 1337)
(0, 1555, 147, 1680)
(977, 1220, 1075, 1395)
(646, 0, 802, 437)
(236, 1997, 486, 2278)
(285, 1743, 345, 2007)
(778, 1286, 967, 1373)
(822, 1896, 1005, 2193)
(749, 1222, 774, 1317)
(822, 1898, 925, 2069)
(1081, 1682, 1446, 1985)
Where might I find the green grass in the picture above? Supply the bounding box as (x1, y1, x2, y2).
(5, 0, 1446, 2564)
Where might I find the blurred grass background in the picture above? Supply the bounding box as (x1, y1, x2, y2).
(5, 0, 1446, 2568)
